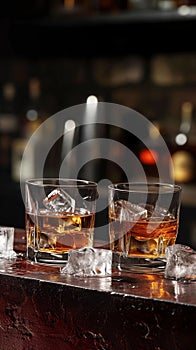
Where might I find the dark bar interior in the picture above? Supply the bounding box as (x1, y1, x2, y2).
(0, 2, 196, 349)
(0, 1, 196, 249)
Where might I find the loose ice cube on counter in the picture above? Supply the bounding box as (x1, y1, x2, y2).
(61, 247, 112, 277)
(165, 244, 196, 280)
(43, 189, 75, 213)
(0, 227, 17, 259)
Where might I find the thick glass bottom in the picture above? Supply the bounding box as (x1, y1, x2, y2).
(27, 247, 68, 265)
(112, 253, 166, 274)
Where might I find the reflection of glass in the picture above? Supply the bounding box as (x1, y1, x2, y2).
(25, 178, 97, 264)
(108, 182, 182, 273)
(146, 275, 171, 299)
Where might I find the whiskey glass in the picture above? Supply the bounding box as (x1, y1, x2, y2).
(108, 182, 182, 273)
(25, 178, 98, 264)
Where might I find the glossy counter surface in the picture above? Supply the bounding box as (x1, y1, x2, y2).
(0, 257, 195, 305)
(0, 229, 195, 350)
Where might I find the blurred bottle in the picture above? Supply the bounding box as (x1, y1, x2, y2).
(11, 78, 50, 182)
(22, 78, 43, 138)
(0, 82, 18, 179)
(171, 102, 196, 184)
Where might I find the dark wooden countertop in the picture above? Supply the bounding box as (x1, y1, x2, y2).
(1, 257, 195, 307)
(0, 228, 195, 350)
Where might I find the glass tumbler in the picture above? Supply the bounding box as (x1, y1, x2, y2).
(108, 182, 182, 273)
(25, 178, 98, 264)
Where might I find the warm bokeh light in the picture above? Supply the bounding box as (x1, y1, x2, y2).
(139, 149, 158, 165)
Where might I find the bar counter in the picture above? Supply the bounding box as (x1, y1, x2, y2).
(0, 229, 195, 350)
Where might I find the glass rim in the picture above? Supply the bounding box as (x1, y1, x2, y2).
(108, 182, 182, 193)
(25, 178, 98, 188)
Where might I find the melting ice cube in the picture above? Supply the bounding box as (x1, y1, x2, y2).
(43, 189, 75, 213)
(114, 200, 147, 221)
(61, 247, 112, 277)
(0, 227, 17, 259)
(165, 244, 196, 280)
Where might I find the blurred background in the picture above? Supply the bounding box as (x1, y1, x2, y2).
(0, 0, 196, 248)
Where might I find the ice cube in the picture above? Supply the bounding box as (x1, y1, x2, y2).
(114, 200, 147, 221)
(151, 206, 174, 220)
(61, 247, 112, 277)
(165, 244, 196, 280)
(43, 189, 75, 213)
(140, 204, 174, 220)
(0, 227, 17, 259)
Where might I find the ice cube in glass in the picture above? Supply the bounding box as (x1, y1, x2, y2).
(43, 188, 75, 212)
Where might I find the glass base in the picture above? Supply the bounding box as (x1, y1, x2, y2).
(27, 247, 68, 265)
(112, 253, 166, 274)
